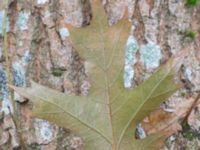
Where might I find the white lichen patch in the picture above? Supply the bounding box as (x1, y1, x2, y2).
(135, 123, 146, 139)
(0, 67, 9, 99)
(40, 122, 53, 141)
(12, 62, 26, 87)
(13, 50, 31, 87)
(34, 119, 57, 145)
(21, 50, 31, 65)
(0, 10, 10, 36)
(0, 67, 13, 114)
(59, 28, 70, 40)
(16, 11, 30, 31)
(140, 42, 162, 70)
(124, 35, 139, 88)
(1, 98, 13, 115)
(184, 68, 193, 82)
(182, 50, 200, 91)
(37, 0, 48, 5)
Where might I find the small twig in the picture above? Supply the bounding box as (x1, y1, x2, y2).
(182, 92, 200, 124)
(3, 0, 15, 113)
(3, 1, 26, 149)
(3, 0, 9, 76)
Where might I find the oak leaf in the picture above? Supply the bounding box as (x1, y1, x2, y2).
(12, 1, 181, 149)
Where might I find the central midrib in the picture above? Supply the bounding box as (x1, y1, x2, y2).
(102, 68, 117, 150)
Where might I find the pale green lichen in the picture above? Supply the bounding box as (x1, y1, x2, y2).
(124, 35, 139, 88)
(16, 11, 30, 31)
(140, 42, 162, 70)
(0, 10, 10, 36)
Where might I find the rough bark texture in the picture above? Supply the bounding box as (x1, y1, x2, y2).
(0, 0, 200, 149)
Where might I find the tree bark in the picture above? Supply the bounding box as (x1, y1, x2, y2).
(0, 0, 200, 149)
